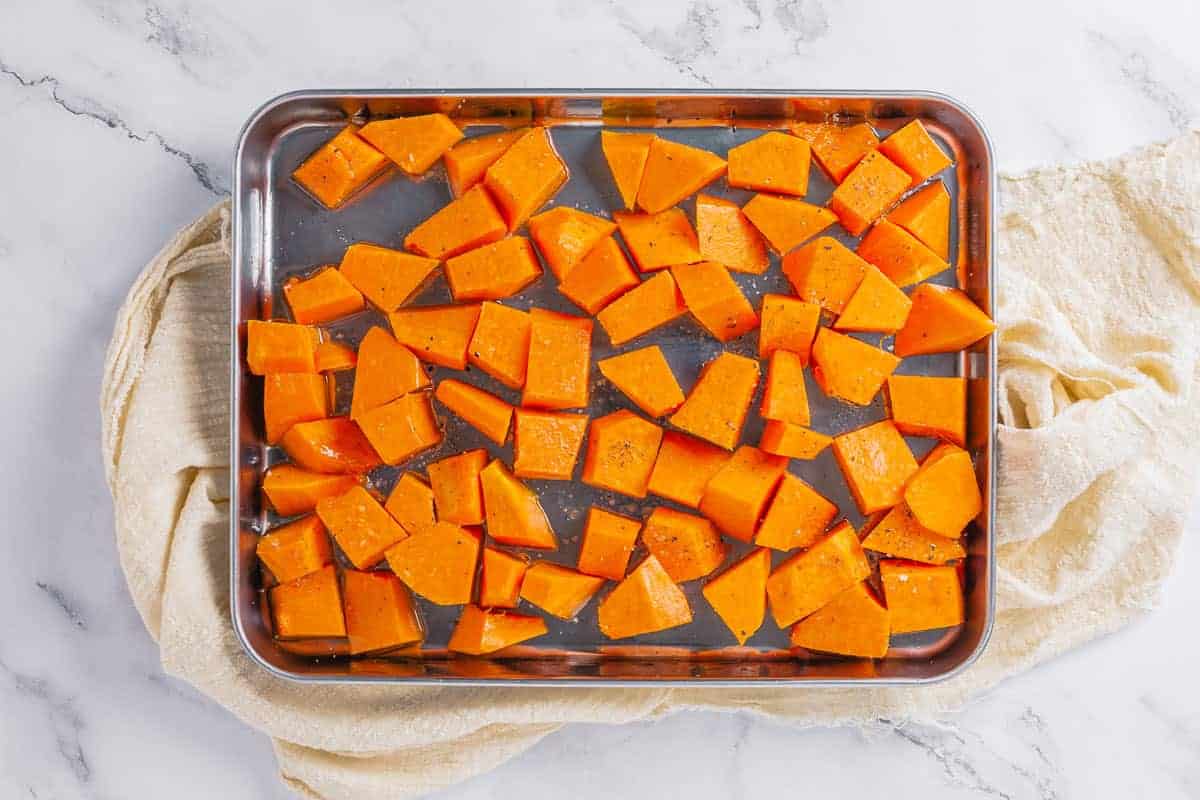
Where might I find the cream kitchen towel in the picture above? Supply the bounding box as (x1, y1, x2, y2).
(101, 132, 1200, 799)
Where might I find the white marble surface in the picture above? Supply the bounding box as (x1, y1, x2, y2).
(1, 1, 1198, 797)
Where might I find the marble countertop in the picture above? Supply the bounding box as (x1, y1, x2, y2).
(3, 1, 1199, 797)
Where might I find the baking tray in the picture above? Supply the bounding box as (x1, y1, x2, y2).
(231, 90, 996, 685)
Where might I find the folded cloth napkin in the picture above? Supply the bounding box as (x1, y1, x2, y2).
(101, 132, 1200, 799)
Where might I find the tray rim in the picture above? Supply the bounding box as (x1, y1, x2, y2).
(230, 88, 997, 687)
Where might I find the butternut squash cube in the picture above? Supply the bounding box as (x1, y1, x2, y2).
(358, 113, 463, 175)
(614, 208, 702, 272)
(636, 137, 727, 214)
(262, 465, 358, 517)
(342, 569, 424, 655)
(355, 391, 441, 466)
(403, 184, 507, 260)
(246, 320, 318, 375)
(340, 242, 439, 313)
(269, 565, 346, 639)
(388, 304, 482, 370)
(766, 521, 870, 627)
(857, 220, 948, 288)
(695, 193, 770, 275)
(671, 261, 759, 343)
(444, 128, 526, 197)
(444, 237, 543, 302)
(894, 284, 995, 357)
(256, 516, 333, 584)
(264, 373, 328, 444)
(384, 472, 436, 534)
(484, 127, 569, 230)
(577, 507, 642, 581)
(903, 444, 982, 537)
(596, 271, 688, 347)
(427, 449, 488, 525)
(886, 180, 951, 260)
(292, 125, 388, 209)
(642, 507, 728, 583)
(758, 293, 821, 362)
(528, 206, 616, 280)
(790, 121, 880, 183)
(316, 485, 408, 569)
(833, 264, 914, 333)
(702, 547, 770, 645)
(479, 547, 529, 608)
(522, 309, 593, 410)
(598, 555, 693, 639)
(434, 379, 513, 445)
(314, 340, 357, 373)
(828, 150, 911, 236)
(597, 346, 685, 418)
(582, 410, 664, 499)
(385, 521, 481, 605)
(742, 193, 837, 254)
(281, 418, 381, 474)
(886, 375, 967, 446)
(512, 409, 589, 480)
(557, 235, 641, 315)
(668, 352, 759, 450)
(879, 560, 964, 634)
(600, 131, 654, 210)
(283, 268, 365, 325)
(861, 503, 965, 565)
(727, 132, 811, 196)
(832, 420, 918, 515)
(781, 236, 870, 315)
(754, 473, 838, 551)
(467, 302, 531, 390)
(448, 605, 547, 654)
(698, 445, 788, 542)
(479, 459, 558, 549)
(789, 580, 890, 658)
(877, 119, 953, 187)
(519, 562, 605, 619)
(759, 420, 832, 460)
(350, 326, 430, 420)
(760, 349, 811, 427)
(647, 431, 730, 509)
(811, 328, 900, 406)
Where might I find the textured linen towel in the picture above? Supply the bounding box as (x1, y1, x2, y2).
(101, 132, 1200, 799)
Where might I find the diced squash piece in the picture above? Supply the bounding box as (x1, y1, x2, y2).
(443, 237, 542, 301)
(479, 459, 558, 549)
(699, 445, 788, 542)
(759, 420, 832, 460)
(340, 243, 439, 313)
(577, 507, 642, 581)
(727, 131, 812, 196)
(832, 420, 918, 515)
(522, 309, 593, 410)
(528, 207, 616, 280)
(350, 326, 430, 420)
(256, 516, 333, 584)
(879, 560, 964, 634)
(484, 127, 568, 230)
(647, 431, 730, 508)
(760, 350, 811, 427)
(811, 328, 900, 406)
(246, 320, 318, 375)
(448, 605, 547, 654)
(264, 373, 328, 444)
(316, 485, 408, 569)
(636, 137, 727, 214)
(581, 410, 664, 499)
(878, 119, 953, 187)
(833, 265, 914, 333)
(671, 261, 759, 343)
(595, 271, 687, 346)
(695, 193, 769, 275)
(358, 113, 463, 175)
(828, 150, 911, 236)
(742, 193, 837, 254)
(857, 220, 948, 288)
(354, 391, 442, 465)
(702, 548, 770, 644)
(281, 418, 381, 474)
(512, 409, 588, 480)
(384, 472, 436, 534)
(642, 507, 728, 582)
(388, 304, 482, 370)
(283, 268, 365, 325)
(861, 503, 965, 564)
(669, 352, 760, 450)
(479, 547, 529, 608)
(292, 126, 388, 209)
(894, 284, 996, 357)
(782, 237, 870, 315)
(614, 208, 702, 272)
(765, 521, 870, 627)
(427, 449, 488, 525)
(385, 522, 481, 605)
(467, 302, 531, 389)
(758, 293, 820, 362)
(434, 379, 513, 445)
(600, 131, 654, 210)
(444, 128, 526, 197)
(314, 341, 356, 373)
(791, 121, 880, 183)
(598, 555, 693, 639)
(263, 465, 358, 517)
(755, 474, 838, 551)
(886, 375, 967, 446)
(597, 345, 685, 418)
(904, 445, 982, 537)
(519, 563, 605, 619)
(558, 235, 641, 314)
(342, 570, 424, 655)
(269, 565, 346, 639)
(404, 185, 507, 260)
(789, 581, 889, 658)
(887, 181, 951, 260)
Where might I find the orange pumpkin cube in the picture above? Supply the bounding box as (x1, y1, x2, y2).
(861, 503, 965, 565)
(281, 418, 381, 474)
(833, 264, 914, 333)
(467, 302, 531, 390)
(577, 507, 642, 581)
(434, 379, 513, 445)
(522, 309, 593, 410)
(479, 459, 558, 549)
(354, 391, 442, 466)
(668, 352, 759, 450)
(384, 472, 436, 534)
(528, 206, 616, 280)
(444, 237, 543, 302)
(342, 569, 424, 655)
(269, 565, 346, 639)
(385, 521, 481, 605)
(388, 303, 482, 370)
(595, 271, 688, 347)
(263, 372, 328, 444)
(828, 150, 911, 236)
(246, 320, 318, 375)
(291, 125, 388, 209)
(879, 560, 964, 634)
(758, 293, 821, 362)
(557, 235, 641, 315)
(614, 208, 702, 272)
(904, 444, 982, 537)
(427, 449, 488, 525)
(262, 465, 358, 517)
(519, 562, 605, 619)
(755, 473, 838, 551)
(765, 521, 870, 627)
(597, 345, 685, 418)
(694, 193, 770, 275)
(832, 420, 919, 515)
(313, 340, 357, 373)
(636, 137, 726, 214)
(600, 131, 654, 209)
(698, 445, 788, 542)
(350, 326, 430, 420)
(886, 375, 967, 446)
(283, 268, 365, 325)
(727, 132, 812, 196)
(340, 242, 440, 313)
(646, 431, 730, 509)
(256, 516, 333, 584)
(479, 547, 529, 608)
(886, 180, 951, 260)
(671, 261, 759, 343)
(811, 328, 900, 406)
(358, 113, 463, 175)
(448, 605, 548, 655)
(877, 119, 953, 187)
(857, 220, 948, 288)
(894, 284, 995, 357)
(642, 507, 728, 583)
(760, 349, 811, 427)
(316, 485, 409, 569)
(789, 580, 890, 658)
(598, 555, 693, 639)
(742, 193, 837, 254)
(484, 127, 569, 230)
(702, 547, 770, 644)
(444, 128, 526, 197)
(512, 409, 589, 480)
(581, 410, 664, 499)
(781, 236, 870, 315)
(404, 184, 507, 260)
(791, 121, 880, 183)
(759, 420, 832, 460)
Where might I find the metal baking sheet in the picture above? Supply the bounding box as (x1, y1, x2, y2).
(231, 90, 996, 685)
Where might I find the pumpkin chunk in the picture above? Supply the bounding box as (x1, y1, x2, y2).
(479, 459, 558, 549)
(350, 326, 430, 420)
(292, 125, 388, 209)
(448, 605, 548, 654)
(781, 236, 870, 315)
(597, 346, 685, 418)
(386, 522, 481, 605)
(668, 352, 759, 450)
(355, 392, 442, 466)
(557, 235, 641, 314)
(894, 284, 995, 357)
(811, 328, 900, 406)
(467, 302, 531, 390)
(269, 565, 346, 639)
(755, 474, 838, 551)
(877, 119, 953, 187)
(695, 193, 770, 275)
(582, 410, 664, 499)
(828, 150, 911, 236)
(886, 181, 951, 260)
(317, 485, 408, 569)
(614, 208, 702, 272)
(760, 349, 811, 427)
(264, 373, 328, 444)
(647, 431, 730, 508)
(789, 581, 889, 658)
(903, 444, 983, 537)
(600, 131, 654, 209)
(857, 220, 948, 287)
(522, 309, 593, 410)
(702, 548, 770, 645)
(340, 242, 440, 313)
(598, 555, 693, 639)
(284, 268, 365, 325)
(879, 560, 964, 634)
(388, 304, 482, 370)
(519, 563, 605, 619)
(766, 521, 870, 627)
(759, 420, 832, 460)
(435, 378, 513, 445)
(742, 193, 837, 254)
(636, 137, 726, 214)
(358, 113, 463, 175)
(262, 465, 358, 517)
(727, 132, 812, 196)
(484, 127, 569, 230)
(479, 547, 529, 608)
(699, 445, 788, 542)
(833, 264, 914, 333)
(512, 409, 589, 480)
(444, 128, 526, 197)
(384, 472, 436, 534)
(861, 503, 965, 565)
(671, 261, 759, 343)
(342, 570, 424, 655)
(642, 507, 728, 582)
(528, 206, 615, 280)
(758, 293, 821, 362)
(577, 507, 642, 581)
(790, 121, 880, 183)
(314, 340, 357, 373)
(256, 516, 333, 584)
(246, 320, 318, 375)
(832, 420, 918, 515)
(596, 271, 688, 346)
(403, 184, 507, 259)
(281, 418, 381, 474)
(444, 237, 543, 301)
(428, 449, 488, 525)
(886, 375, 967, 446)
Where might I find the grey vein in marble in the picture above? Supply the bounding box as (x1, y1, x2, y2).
(610, 0, 718, 86)
(1087, 30, 1194, 133)
(1, 658, 90, 785)
(774, 0, 830, 52)
(35, 581, 86, 629)
(741, 0, 763, 31)
(885, 719, 1014, 800)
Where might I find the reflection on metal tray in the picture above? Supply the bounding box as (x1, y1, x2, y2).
(231, 90, 996, 685)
